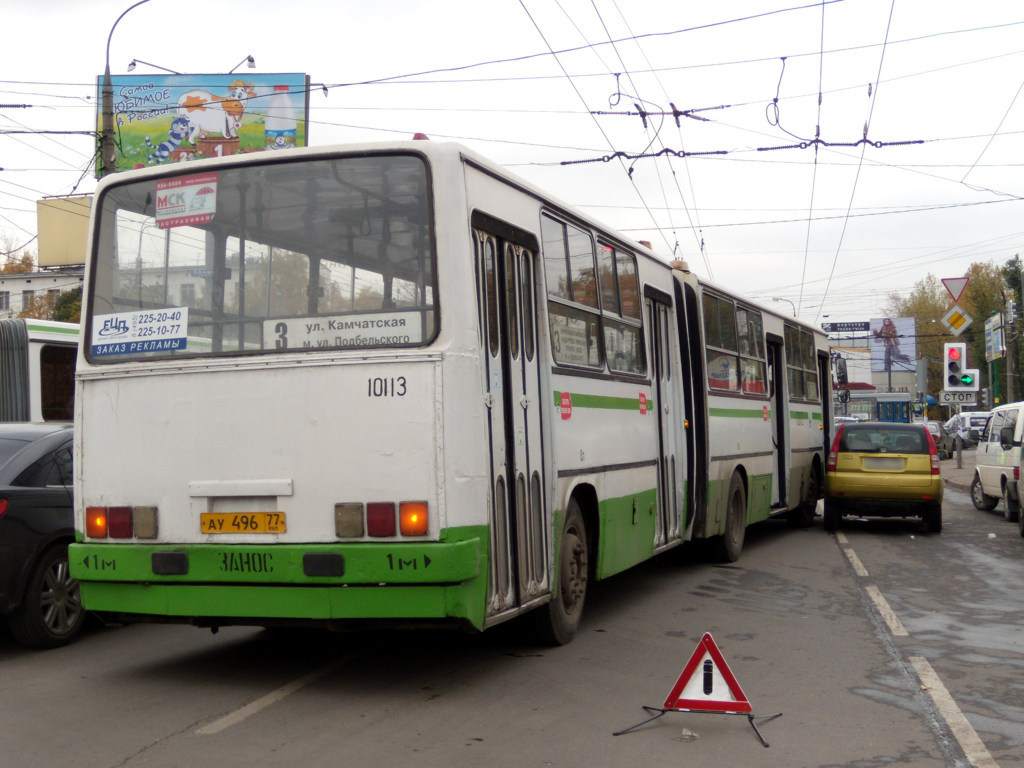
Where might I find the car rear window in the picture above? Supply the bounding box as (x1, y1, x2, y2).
(839, 426, 929, 454)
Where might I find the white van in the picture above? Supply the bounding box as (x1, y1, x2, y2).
(971, 403, 1022, 521)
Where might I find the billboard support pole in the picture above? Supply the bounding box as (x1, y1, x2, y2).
(101, 0, 152, 177)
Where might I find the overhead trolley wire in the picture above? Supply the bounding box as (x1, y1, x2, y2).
(796, 0, 829, 318)
(517, 0, 672, 257)
(815, 0, 898, 326)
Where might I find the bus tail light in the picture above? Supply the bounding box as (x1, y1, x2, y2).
(86, 507, 108, 538)
(85, 506, 159, 539)
(108, 506, 133, 538)
(335, 501, 430, 538)
(335, 503, 365, 537)
(400, 501, 429, 536)
(367, 502, 396, 537)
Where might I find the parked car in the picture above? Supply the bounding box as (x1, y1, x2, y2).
(824, 421, 943, 533)
(943, 411, 989, 450)
(971, 402, 1022, 522)
(0, 423, 83, 648)
(925, 419, 942, 443)
(930, 420, 960, 459)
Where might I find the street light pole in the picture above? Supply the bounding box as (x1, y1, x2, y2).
(772, 296, 797, 316)
(100, 0, 153, 177)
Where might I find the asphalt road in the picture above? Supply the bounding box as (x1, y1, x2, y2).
(2, 481, 1022, 767)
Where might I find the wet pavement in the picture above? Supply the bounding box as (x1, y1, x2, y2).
(940, 447, 976, 493)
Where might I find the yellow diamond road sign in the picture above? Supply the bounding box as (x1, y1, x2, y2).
(942, 305, 972, 336)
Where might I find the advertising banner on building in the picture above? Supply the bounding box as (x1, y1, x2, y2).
(869, 317, 916, 373)
(95, 73, 309, 176)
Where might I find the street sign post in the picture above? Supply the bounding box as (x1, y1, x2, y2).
(940, 391, 977, 405)
(941, 306, 972, 337)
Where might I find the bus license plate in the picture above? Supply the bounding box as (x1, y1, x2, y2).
(200, 512, 286, 534)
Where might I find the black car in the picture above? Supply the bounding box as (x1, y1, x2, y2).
(0, 424, 83, 648)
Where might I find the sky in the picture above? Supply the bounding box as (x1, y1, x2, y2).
(2, 0, 1023, 326)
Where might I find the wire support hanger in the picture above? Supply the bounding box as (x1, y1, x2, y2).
(561, 147, 728, 166)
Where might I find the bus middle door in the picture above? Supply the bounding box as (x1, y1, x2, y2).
(474, 226, 548, 622)
(766, 335, 787, 507)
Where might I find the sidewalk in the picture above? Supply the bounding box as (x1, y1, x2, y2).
(941, 448, 975, 492)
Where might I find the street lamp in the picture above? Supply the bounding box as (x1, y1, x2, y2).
(101, 0, 153, 177)
(227, 55, 257, 74)
(772, 296, 797, 316)
(127, 59, 180, 74)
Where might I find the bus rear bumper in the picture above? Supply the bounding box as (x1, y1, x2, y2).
(69, 536, 487, 629)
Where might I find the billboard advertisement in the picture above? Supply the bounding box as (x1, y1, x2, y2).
(96, 73, 309, 176)
(870, 317, 916, 373)
(37, 195, 91, 266)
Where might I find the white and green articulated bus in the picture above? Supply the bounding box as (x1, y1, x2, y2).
(0, 318, 78, 423)
(70, 140, 831, 644)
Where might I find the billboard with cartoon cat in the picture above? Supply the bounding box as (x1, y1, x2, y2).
(95, 72, 309, 176)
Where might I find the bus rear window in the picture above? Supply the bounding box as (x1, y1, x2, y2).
(88, 154, 436, 362)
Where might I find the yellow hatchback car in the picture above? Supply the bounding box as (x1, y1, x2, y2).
(824, 422, 943, 533)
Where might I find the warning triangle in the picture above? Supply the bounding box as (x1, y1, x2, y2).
(662, 633, 752, 714)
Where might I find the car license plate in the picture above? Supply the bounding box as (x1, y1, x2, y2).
(863, 457, 904, 471)
(200, 512, 286, 534)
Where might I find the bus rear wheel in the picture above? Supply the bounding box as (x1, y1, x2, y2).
(789, 465, 820, 528)
(717, 474, 746, 562)
(531, 500, 588, 646)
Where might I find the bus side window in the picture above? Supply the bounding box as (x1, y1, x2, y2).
(598, 244, 645, 375)
(40, 344, 76, 421)
(542, 214, 602, 369)
(703, 293, 739, 392)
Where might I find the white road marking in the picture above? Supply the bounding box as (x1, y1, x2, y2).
(843, 547, 870, 577)
(911, 656, 1001, 768)
(864, 585, 908, 637)
(196, 657, 350, 735)
(834, 529, 997, 764)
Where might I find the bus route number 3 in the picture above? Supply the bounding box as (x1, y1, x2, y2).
(368, 376, 407, 397)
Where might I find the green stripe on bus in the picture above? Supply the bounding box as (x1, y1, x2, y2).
(553, 391, 645, 411)
(708, 407, 765, 419)
(789, 410, 824, 421)
(25, 322, 80, 337)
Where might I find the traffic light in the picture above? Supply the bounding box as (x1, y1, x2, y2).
(944, 342, 980, 391)
(945, 342, 967, 388)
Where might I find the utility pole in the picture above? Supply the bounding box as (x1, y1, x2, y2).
(1004, 291, 1016, 403)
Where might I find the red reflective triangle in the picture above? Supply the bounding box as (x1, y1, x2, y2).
(663, 633, 752, 714)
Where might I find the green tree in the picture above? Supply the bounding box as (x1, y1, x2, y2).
(52, 286, 82, 323)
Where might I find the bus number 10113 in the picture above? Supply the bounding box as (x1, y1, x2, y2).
(368, 376, 407, 397)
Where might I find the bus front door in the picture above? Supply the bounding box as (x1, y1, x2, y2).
(647, 292, 682, 548)
(474, 227, 549, 622)
(767, 336, 787, 507)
